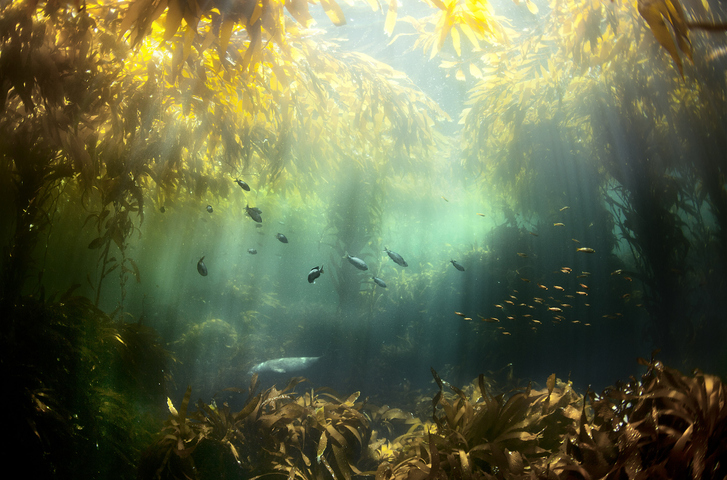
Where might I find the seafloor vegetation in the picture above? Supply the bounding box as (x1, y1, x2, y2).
(2, 0, 727, 478)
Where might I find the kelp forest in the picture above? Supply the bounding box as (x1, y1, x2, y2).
(1, 0, 727, 478)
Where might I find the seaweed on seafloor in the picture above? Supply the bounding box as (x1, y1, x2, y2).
(375, 369, 587, 480)
(138, 376, 374, 480)
(562, 355, 727, 480)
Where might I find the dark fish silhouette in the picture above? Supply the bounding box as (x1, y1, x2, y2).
(450, 259, 465, 271)
(373, 276, 387, 288)
(160, 206, 166, 213)
(384, 247, 408, 267)
(197, 256, 208, 276)
(245, 204, 262, 223)
(206, 205, 213, 213)
(276, 233, 288, 243)
(308, 265, 324, 283)
(248, 248, 257, 255)
(235, 179, 251, 191)
(345, 253, 368, 270)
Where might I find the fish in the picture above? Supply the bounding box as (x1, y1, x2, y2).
(554, 222, 565, 227)
(464, 317, 472, 321)
(197, 256, 208, 276)
(561, 267, 572, 273)
(245, 204, 262, 223)
(516, 253, 528, 258)
(206, 205, 213, 213)
(345, 253, 368, 270)
(579, 283, 589, 290)
(372, 276, 387, 288)
(275, 233, 288, 243)
(159, 206, 166, 213)
(554, 285, 565, 291)
(308, 265, 324, 283)
(235, 179, 251, 191)
(384, 247, 408, 267)
(441, 196, 449, 202)
(576, 247, 595, 253)
(248, 248, 257, 255)
(248, 356, 322, 375)
(548, 307, 562, 312)
(560, 206, 570, 211)
(476, 213, 486, 216)
(455, 311, 465, 316)
(450, 260, 465, 271)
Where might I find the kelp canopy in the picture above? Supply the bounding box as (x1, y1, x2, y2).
(2, 0, 727, 479)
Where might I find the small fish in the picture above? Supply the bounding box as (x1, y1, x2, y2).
(345, 253, 368, 271)
(554, 285, 565, 291)
(516, 252, 528, 258)
(235, 179, 251, 191)
(579, 283, 589, 290)
(560, 206, 570, 211)
(450, 260, 465, 271)
(481, 317, 500, 323)
(548, 307, 563, 312)
(576, 247, 595, 253)
(160, 206, 166, 213)
(611, 269, 623, 275)
(529, 231, 539, 236)
(464, 317, 473, 321)
(572, 238, 581, 243)
(245, 204, 262, 223)
(248, 248, 257, 255)
(495, 304, 503, 309)
(537, 283, 548, 290)
(505, 300, 515, 306)
(531, 319, 542, 324)
(372, 276, 387, 288)
(275, 233, 288, 243)
(206, 204, 213, 213)
(561, 267, 572, 273)
(502, 331, 511, 336)
(576, 291, 588, 296)
(624, 276, 632, 282)
(308, 265, 324, 284)
(554, 222, 565, 227)
(441, 196, 449, 202)
(197, 256, 208, 276)
(521, 277, 530, 282)
(455, 311, 465, 317)
(476, 213, 486, 217)
(384, 247, 408, 267)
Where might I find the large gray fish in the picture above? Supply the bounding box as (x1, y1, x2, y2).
(248, 356, 322, 375)
(245, 204, 262, 223)
(345, 253, 368, 271)
(384, 247, 408, 267)
(372, 276, 387, 288)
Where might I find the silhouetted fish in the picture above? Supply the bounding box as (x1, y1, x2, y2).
(206, 205, 213, 213)
(373, 276, 387, 288)
(197, 256, 208, 276)
(345, 253, 368, 270)
(450, 260, 465, 271)
(308, 265, 324, 283)
(245, 204, 262, 223)
(235, 179, 251, 191)
(248, 248, 257, 255)
(276, 233, 288, 243)
(384, 247, 408, 267)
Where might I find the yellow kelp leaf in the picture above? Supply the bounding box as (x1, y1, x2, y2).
(165, 0, 183, 40)
(526, 0, 539, 15)
(320, 0, 347, 26)
(218, 17, 235, 57)
(364, 0, 380, 11)
(469, 63, 482, 78)
(167, 397, 178, 417)
(286, 0, 314, 27)
(385, 0, 397, 36)
(451, 25, 462, 56)
(637, 0, 691, 76)
(455, 68, 466, 81)
(459, 22, 481, 49)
